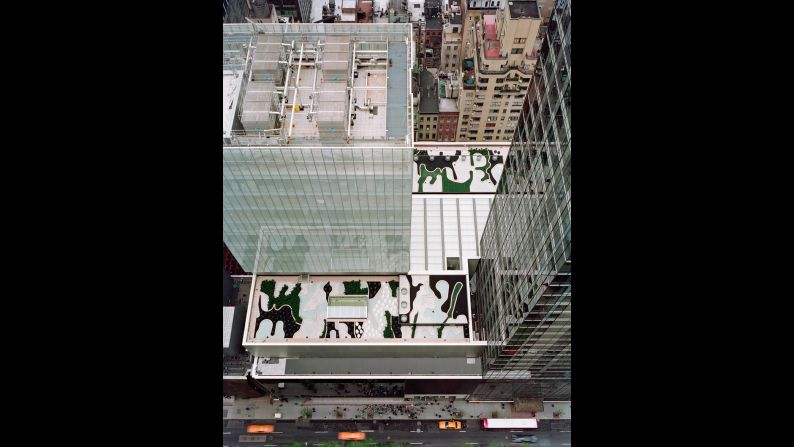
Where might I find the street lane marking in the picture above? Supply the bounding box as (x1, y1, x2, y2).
(460, 430, 466, 432)
(561, 430, 571, 432)
(314, 431, 328, 433)
(222, 432, 231, 434)
(361, 430, 375, 432)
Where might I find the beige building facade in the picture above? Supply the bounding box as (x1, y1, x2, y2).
(456, 1, 544, 141)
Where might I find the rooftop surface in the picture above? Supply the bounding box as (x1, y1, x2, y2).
(246, 274, 471, 343)
(223, 23, 413, 147)
(439, 97, 458, 113)
(412, 144, 508, 193)
(508, 0, 540, 19)
(425, 17, 442, 29)
(419, 69, 439, 114)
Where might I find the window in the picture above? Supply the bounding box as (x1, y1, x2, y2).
(511, 48, 523, 55)
(513, 38, 527, 44)
(447, 257, 461, 270)
(414, 4, 420, 7)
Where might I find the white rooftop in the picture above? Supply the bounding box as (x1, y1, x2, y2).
(439, 97, 458, 113)
(222, 23, 413, 147)
(246, 274, 472, 343)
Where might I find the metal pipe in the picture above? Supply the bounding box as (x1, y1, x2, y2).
(288, 42, 305, 138)
(279, 41, 295, 117)
(347, 42, 356, 138)
(244, 36, 254, 84)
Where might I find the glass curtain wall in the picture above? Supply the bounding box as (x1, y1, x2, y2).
(475, 0, 571, 384)
(223, 146, 413, 273)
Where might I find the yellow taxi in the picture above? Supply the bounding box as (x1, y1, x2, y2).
(439, 420, 463, 430)
(246, 424, 275, 434)
(338, 431, 367, 441)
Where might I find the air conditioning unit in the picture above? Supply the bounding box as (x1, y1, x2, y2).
(299, 273, 310, 282)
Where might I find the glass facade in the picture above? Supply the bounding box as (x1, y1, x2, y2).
(223, 147, 412, 274)
(474, 0, 570, 392)
(222, 24, 415, 275)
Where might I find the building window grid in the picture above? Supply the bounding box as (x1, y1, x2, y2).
(475, 4, 571, 379)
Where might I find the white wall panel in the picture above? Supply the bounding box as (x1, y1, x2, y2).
(410, 194, 495, 273)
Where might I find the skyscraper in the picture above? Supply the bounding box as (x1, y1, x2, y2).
(473, 0, 570, 398)
(223, 23, 415, 274)
(456, 1, 545, 142)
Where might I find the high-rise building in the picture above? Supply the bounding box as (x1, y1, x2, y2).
(457, 1, 544, 142)
(473, 0, 570, 395)
(235, 141, 507, 384)
(223, 23, 414, 274)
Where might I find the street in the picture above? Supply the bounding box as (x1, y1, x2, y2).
(222, 420, 571, 446)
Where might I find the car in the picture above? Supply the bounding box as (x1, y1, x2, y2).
(338, 432, 366, 441)
(439, 420, 463, 430)
(246, 424, 274, 434)
(511, 434, 538, 443)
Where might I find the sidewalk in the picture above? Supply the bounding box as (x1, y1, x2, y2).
(224, 396, 570, 422)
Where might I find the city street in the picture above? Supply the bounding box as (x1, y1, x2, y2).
(222, 420, 571, 447)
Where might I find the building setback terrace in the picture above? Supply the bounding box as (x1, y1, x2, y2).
(245, 274, 472, 343)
